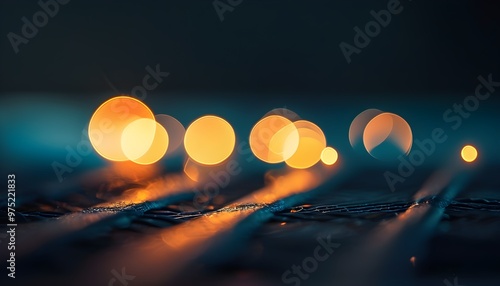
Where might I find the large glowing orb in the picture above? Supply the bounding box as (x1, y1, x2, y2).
(89, 96, 155, 161)
(184, 115, 235, 165)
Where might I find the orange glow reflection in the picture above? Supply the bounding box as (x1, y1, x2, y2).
(99, 172, 197, 206)
(106, 161, 161, 182)
(161, 209, 253, 249)
(241, 167, 328, 204)
(79, 162, 338, 285)
(157, 167, 328, 273)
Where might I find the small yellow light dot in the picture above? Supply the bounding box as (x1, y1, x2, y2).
(461, 145, 478, 163)
(320, 147, 338, 165)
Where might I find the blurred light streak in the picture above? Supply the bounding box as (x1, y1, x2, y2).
(317, 166, 473, 286)
(238, 168, 325, 204)
(18, 169, 200, 257)
(98, 171, 197, 206)
(77, 164, 341, 285)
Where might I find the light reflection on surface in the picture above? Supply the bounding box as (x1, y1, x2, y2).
(19, 159, 211, 258)
(239, 168, 324, 204)
(103, 161, 161, 183)
(323, 169, 463, 286)
(80, 166, 335, 285)
(98, 172, 197, 206)
(18, 211, 115, 257)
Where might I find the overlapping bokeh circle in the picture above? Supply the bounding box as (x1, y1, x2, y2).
(89, 97, 340, 168)
(349, 109, 413, 160)
(249, 109, 338, 169)
(89, 96, 237, 166)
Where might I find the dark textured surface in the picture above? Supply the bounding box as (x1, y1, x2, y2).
(1, 168, 499, 286)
